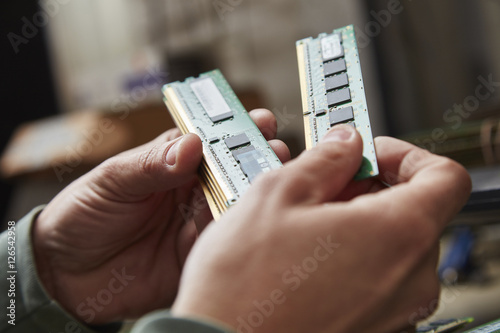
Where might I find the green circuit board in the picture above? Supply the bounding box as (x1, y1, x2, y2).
(417, 318, 474, 333)
(296, 24, 378, 179)
(162, 69, 282, 220)
(463, 318, 500, 333)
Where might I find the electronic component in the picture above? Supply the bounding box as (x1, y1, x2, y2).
(296, 24, 379, 179)
(225, 133, 251, 150)
(190, 77, 234, 122)
(325, 73, 349, 91)
(315, 109, 327, 116)
(233, 146, 271, 182)
(463, 317, 500, 333)
(162, 70, 282, 220)
(327, 87, 352, 107)
(324, 59, 347, 76)
(417, 318, 474, 333)
(330, 106, 354, 126)
(321, 33, 344, 61)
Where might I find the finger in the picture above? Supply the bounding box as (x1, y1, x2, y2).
(255, 124, 363, 205)
(187, 183, 214, 233)
(335, 178, 387, 201)
(177, 219, 198, 267)
(186, 138, 289, 232)
(193, 204, 214, 234)
(94, 133, 203, 198)
(268, 139, 291, 163)
(192, 139, 290, 230)
(249, 108, 278, 140)
(321, 135, 424, 201)
(121, 128, 183, 156)
(369, 137, 472, 227)
(316, 144, 470, 239)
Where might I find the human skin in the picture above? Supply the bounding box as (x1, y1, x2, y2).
(33, 109, 471, 332)
(33, 109, 290, 324)
(171, 125, 472, 333)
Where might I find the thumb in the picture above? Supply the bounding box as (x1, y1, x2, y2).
(94, 133, 203, 198)
(272, 124, 363, 204)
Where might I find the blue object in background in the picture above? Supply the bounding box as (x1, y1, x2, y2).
(439, 227, 476, 284)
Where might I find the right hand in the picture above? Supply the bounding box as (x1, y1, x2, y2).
(171, 124, 472, 333)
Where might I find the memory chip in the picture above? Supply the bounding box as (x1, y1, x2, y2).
(162, 70, 282, 219)
(190, 77, 234, 122)
(315, 109, 327, 116)
(330, 106, 354, 125)
(327, 88, 351, 107)
(225, 133, 250, 150)
(296, 25, 379, 179)
(236, 148, 271, 182)
(232, 145, 255, 161)
(208, 137, 219, 144)
(324, 59, 347, 76)
(321, 33, 344, 61)
(325, 73, 349, 91)
(417, 318, 474, 333)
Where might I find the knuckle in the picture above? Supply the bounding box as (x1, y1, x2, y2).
(92, 157, 124, 190)
(257, 166, 316, 203)
(97, 156, 120, 177)
(303, 150, 339, 172)
(400, 148, 431, 179)
(138, 144, 162, 176)
(293, 149, 343, 182)
(437, 157, 472, 194)
(251, 169, 305, 205)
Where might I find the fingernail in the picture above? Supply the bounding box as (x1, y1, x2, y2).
(166, 137, 182, 166)
(321, 125, 355, 143)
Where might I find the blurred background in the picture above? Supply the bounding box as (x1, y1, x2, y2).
(1, 0, 500, 331)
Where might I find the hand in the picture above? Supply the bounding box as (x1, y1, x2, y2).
(172, 125, 472, 333)
(33, 109, 291, 325)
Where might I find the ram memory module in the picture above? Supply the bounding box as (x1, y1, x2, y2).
(463, 317, 500, 333)
(296, 24, 378, 179)
(162, 69, 282, 220)
(417, 318, 474, 333)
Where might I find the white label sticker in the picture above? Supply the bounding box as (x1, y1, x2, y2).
(190, 77, 232, 121)
(321, 34, 343, 61)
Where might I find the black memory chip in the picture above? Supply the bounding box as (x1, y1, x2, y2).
(323, 59, 346, 77)
(327, 88, 351, 107)
(225, 133, 250, 150)
(232, 145, 270, 183)
(208, 137, 219, 144)
(330, 106, 354, 125)
(325, 73, 349, 91)
(315, 109, 327, 116)
(232, 145, 255, 161)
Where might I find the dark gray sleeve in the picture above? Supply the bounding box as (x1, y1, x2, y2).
(131, 310, 233, 333)
(1, 206, 232, 333)
(0, 206, 121, 333)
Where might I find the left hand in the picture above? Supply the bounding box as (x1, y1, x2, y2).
(32, 109, 290, 325)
